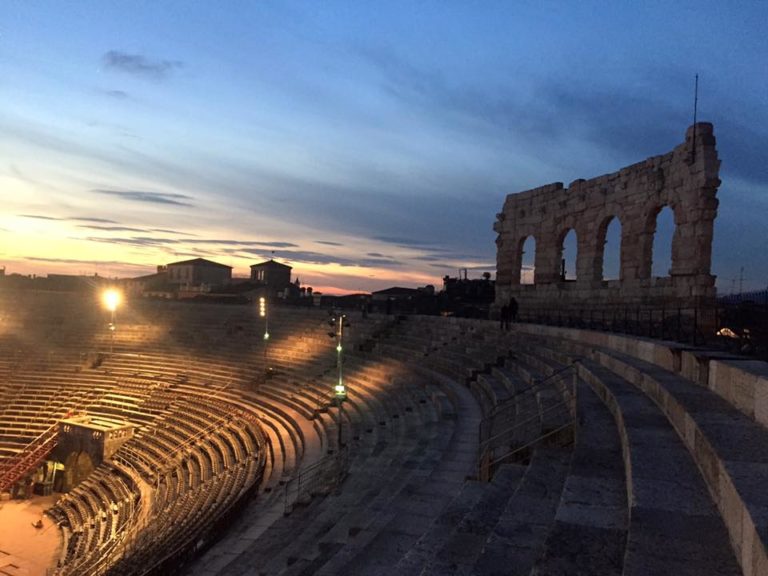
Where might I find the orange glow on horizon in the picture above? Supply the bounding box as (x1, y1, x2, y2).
(0, 217, 491, 294)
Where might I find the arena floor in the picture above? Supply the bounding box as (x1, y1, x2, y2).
(0, 495, 61, 575)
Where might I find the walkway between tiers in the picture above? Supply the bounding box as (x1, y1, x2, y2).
(187, 397, 326, 576)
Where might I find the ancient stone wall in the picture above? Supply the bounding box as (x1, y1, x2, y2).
(494, 123, 720, 312)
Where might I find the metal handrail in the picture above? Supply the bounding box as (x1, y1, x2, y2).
(483, 421, 574, 471)
(284, 446, 349, 515)
(479, 396, 574, 451)
(477, 361, 579, 482)
(487, 361, 578, 419)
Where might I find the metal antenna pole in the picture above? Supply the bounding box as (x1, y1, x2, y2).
(692, 73, 699, 163)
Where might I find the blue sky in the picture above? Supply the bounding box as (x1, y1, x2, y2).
(1, 1, 766, 292)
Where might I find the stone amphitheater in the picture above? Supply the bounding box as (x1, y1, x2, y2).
(0, 288, 766, 576)
(1, 123, 767, 576)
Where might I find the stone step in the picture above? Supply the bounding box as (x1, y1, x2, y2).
(531, 381, 627, 576)
(307, 373, 480, 576)
(470, 447, 571, 576)
(592, 345, 768, 575)
(410, 463, 527, 576)
(309, 433, 461, 575)
(579, 358, 742, 576)
(215, 415, 452, 576)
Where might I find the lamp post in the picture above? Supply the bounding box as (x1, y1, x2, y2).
(102, 289, 122, 355)
(259, 296, 270, 373)
(328, 312, 349, 451)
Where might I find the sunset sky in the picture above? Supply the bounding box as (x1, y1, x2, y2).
(1, 2, 767, 293)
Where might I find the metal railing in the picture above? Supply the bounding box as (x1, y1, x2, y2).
(514, 302, 768, 360)
(284, 446, 349, 514)
(0, 422, 59, 492)
(478, 362, 578, 482)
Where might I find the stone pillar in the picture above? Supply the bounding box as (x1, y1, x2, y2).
(535, 233, 560, 285)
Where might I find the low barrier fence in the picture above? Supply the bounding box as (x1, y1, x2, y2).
(478, 362, 578, 482)
(514, 302, 768, 360)
(284, 446, 349, 515)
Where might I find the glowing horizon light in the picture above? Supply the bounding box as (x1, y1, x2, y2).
(102, 289, 122, 312)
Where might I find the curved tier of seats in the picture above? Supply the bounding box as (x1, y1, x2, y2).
(202, 313, 751, 576)
(3, 292, 766, 576)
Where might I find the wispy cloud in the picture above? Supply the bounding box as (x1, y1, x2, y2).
(18, 214, 59, 220)
(26, 256, 149, 268)
(237, 247, 403, 269)
(371, 235, 436, 248)
(75, 217, 119, 224)
(250, 241, 299, 248)
(78, 224, 195, 235)
(78, 225, 148, 232)
(103, 50, 183, 80)
(151, 228, 196, 236)
(103, 89, 130, 99)
(86, 236, 169, 247)
(82, 235, 300, 252)
(315, 240, 344, 246)
(19, 214, 120, 224)
(92, 189, 194, 207)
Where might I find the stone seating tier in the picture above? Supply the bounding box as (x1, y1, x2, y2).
(4, 299, 763, 576)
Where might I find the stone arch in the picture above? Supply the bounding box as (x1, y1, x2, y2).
(62, 450, 94, 492)
(518, 235, 536, 285)
(556, 228, 578, 281)
(645, 204, 677, 278)
(596, 215, 622, 281)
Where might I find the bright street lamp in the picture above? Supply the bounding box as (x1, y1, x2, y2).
(102, 288, 122, 354)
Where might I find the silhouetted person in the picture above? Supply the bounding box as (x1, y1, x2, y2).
(500, 304, 511, 331)
(509, 297, 518, 322)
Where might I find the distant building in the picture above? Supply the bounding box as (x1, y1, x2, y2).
(250, 259, 292, 296)
(125, 266, 170, 296)
(371, 286, 436, 315)
(372, 286, 421, 302)
(167, 258, 232, 287)
(440, 272, 495, 317)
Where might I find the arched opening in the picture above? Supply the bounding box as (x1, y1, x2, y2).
(559, 229, 578, 281)
(602, 217, 622, 280)
(520, 236, 536, 285)
(652, 206, 675, 277)
(62, 451, 94, 492)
